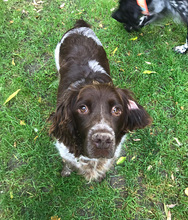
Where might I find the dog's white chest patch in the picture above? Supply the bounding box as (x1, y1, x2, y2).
(55, 137, 126, 181)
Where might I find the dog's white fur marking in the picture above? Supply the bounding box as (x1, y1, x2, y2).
(55, 119, 126, 182)
(88, 119, 115, 137)
(55, 27, 103, 72)
(55, 134, 126, 182)
(139, 16, 147, 26)
(68, 79, 86, 90)
(88, 60, 109, 76)
(61, 27, 103, 47)
(55, 42, 61, 71)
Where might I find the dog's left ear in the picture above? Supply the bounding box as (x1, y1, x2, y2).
(117, 89, 152, 131)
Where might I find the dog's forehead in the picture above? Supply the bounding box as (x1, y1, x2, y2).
(77, 84, 121, 101)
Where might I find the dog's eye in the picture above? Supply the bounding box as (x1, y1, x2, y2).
(111, 106, 122, 116)
(78, 105, 89, 114)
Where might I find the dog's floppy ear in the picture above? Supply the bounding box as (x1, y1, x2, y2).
(127, 98, 152, 131)
(117, 88, 152, 131)
(49, 90, 77, 150)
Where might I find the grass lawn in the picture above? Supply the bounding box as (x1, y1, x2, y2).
(1, 0, 187, 219)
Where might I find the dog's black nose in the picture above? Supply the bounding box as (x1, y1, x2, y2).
(92, 133, 113, 149)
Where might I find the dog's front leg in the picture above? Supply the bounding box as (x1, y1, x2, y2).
(174, 26, 188, 54)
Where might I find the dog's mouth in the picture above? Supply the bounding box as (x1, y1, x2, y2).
(85, 123, 116, 159)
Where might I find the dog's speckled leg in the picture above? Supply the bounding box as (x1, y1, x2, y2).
(174, 39, 188, 54)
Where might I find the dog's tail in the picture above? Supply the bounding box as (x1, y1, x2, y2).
(74, 19, 91, 28)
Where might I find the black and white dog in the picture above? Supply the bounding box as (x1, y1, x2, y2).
(49, 20, 152, 182)
(112, 0, 188, 53)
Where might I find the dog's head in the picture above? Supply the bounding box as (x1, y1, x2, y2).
(49, 83, 152, 159)
(112, 0, 142, 32)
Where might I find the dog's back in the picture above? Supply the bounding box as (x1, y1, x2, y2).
(55, 19, 111, 92)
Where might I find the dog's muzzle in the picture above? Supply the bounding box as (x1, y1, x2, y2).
(87, 122, 116, 158)
(91, 132, 114, 149)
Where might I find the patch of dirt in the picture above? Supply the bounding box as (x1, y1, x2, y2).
(24, 62, 41, 76)
(109, 173, 128, 208)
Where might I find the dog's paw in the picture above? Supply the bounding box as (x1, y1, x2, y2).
(61, 164, 72, 177)
(174, 44, 188, 54)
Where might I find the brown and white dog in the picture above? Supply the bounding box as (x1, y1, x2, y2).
(49, 20, 152, 182)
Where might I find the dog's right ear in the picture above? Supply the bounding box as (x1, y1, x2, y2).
(117, 88, 152, 131)
(49, 90, 77, 147)
(126, 98, 152, 131)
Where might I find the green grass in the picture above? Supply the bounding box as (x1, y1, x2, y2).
(0, 0, 187, 219)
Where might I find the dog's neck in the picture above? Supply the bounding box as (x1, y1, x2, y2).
(59, 60, 112, 92)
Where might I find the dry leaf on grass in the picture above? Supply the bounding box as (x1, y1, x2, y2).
(10, 191, 13, 199)
(167, 210, 171, 220)
(112, 47, 118, 56)
(33, 0, 44, 6)
(34, 135, 38, 141)
(164, 203, 175, 220)
(126, 51, 131, 56)
(129, 36, 138, 41)
(171, 173, 175, 181)
(59, 3, 65, 9)
(145, 61, 152, 65)
(3, 89, 21, 105)
(116, 156, 126, 165)
(185, 188, 188, 196)
(12, 58, 15, 66)
(131, 156, 136, 161)
(51, 216, 61, 220)
(20, 120, 26, 126)
(38, 97, 42, 103)
(147, 165, 152, 171)
(173, 137, 182, 146)
(133, 139, 141, 141)
(143, 70, 156, 74)
(166, 204, 177, 208)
